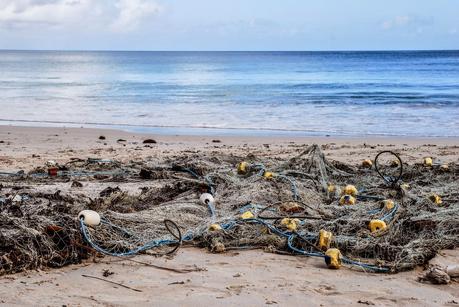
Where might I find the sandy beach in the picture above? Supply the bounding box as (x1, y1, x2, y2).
(1, 125, 458, 306)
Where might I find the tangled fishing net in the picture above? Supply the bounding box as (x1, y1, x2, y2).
(0, 145, 458, 275)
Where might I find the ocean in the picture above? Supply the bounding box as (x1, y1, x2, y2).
(0, 50, 458, 137)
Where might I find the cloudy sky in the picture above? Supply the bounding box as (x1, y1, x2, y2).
(0, 0, 458, 50)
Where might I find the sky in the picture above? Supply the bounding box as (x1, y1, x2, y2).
(0, 0, 458, 51)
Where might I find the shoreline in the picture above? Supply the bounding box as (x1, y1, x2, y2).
(2, 124, 459, 144)
(2, 120, 459, 139)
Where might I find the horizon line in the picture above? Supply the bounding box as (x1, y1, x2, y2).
(1, 48, 459, 53)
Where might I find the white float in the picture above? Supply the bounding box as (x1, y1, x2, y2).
(200, 193, 214, 205)
(78, 210, 101, 226)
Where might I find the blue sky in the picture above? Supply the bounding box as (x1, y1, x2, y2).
(0, 0, 458, 50)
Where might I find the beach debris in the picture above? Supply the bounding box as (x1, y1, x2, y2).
(12, 194, 22, 203)
(99, 186, 121, 197)
(81, 274, 142, 292)
(440, 164, 449, 172)
(212, 139, 221, 143)
(263, 171, 274, 179)
(447, 265, 459, 278)
(47, 167, 58, 177)
(208, 224, 222, 231)
(71, 181, 83, 188)
(339, 195, 356, 205)
(0, 144, 458, 276)
(362, 159, 373, 168)
(280, 218, 299, 231)
(46, 160, 57, 167)
(324, 248, 342, 269)
(143, 139, 156, 144)
(429, 194, 442, 205)
(200, 193, 214, 205)
(368, 219, 387, 233)
(419, 265, 450, 284)
(241, 211, 254, 219)
(102, 269, 115, 277)
(139, 168, 152, 179)
(382, 199, 395, 210)
(357, 300, 375, 305)
(318, 229, 333, 251)
(342, 185, 358, 197)
(98, 135, 106, 140)
(78, 210, 101, 226)
(237, 161, 250, 175)
(423, 157, 433, 167)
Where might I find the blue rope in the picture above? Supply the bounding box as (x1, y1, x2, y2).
(80, 218, 179, 257)
(276, 174, 300, 201)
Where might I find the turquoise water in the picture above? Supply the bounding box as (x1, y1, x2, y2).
(0, 50, 458, 136)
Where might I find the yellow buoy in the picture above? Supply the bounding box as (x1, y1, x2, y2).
(241, 211, 254, 219)
(362, 159, 373, 168)
(382, 199, 395, 210)
(327, 184, 341, 198)
(263, 171, 274, 179)
(343, 185, 358, 197)
(429, 194, 442, 205)
(391, 159, 400, 167)
(237, 161, 250, 175)
(209, 224, 222, 231)
(318, 229, 333, 251)
(369, 219, 387, 233)
(424, 157, 433, 167)
(325, 248, 342, 269)
(280, 218, 300, 232)
(327, 184, 336, 193)
(339, 195, 356, 205)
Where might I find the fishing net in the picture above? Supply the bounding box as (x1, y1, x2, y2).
(0, 145, 458, 275)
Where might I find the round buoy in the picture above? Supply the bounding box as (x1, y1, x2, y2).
(424, 157, 433, 167)
(440, 164, 449, 172)
(318, 229, 333, 251)
(200, 193, 215, 205)
(342, 185, 358, 197)
(240, 211, 254, 219)
(78, 210, 101, 226)
(339, 195, 356, 205)
(209, 224, 222, 231)
(237, 161, 250, 175)
(362, 159, 373, 168)
(325, 248, 342, 269)
(382, 199, 395, 210)
(429, 194, 442, 205)
(369, 219, 387, 233)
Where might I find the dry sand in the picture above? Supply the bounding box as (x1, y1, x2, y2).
(0, 125, 458, 306)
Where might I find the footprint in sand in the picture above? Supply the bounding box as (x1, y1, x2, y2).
(313, 284, 342, 296)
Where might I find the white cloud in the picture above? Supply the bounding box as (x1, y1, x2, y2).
(110, 0, 161, 33)
(0, 0, 161, 32)
(381, 16, 411, 30)
(0, 0, 93, 28)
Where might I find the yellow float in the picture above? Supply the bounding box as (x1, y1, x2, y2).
(237, 161, 250, 175)
(241, 211, 254, 219)
(318, 229, 333, 251)
(369, 219, 387, 233)
(325, 248, 342, 269)
(339, 195, 356, 205)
